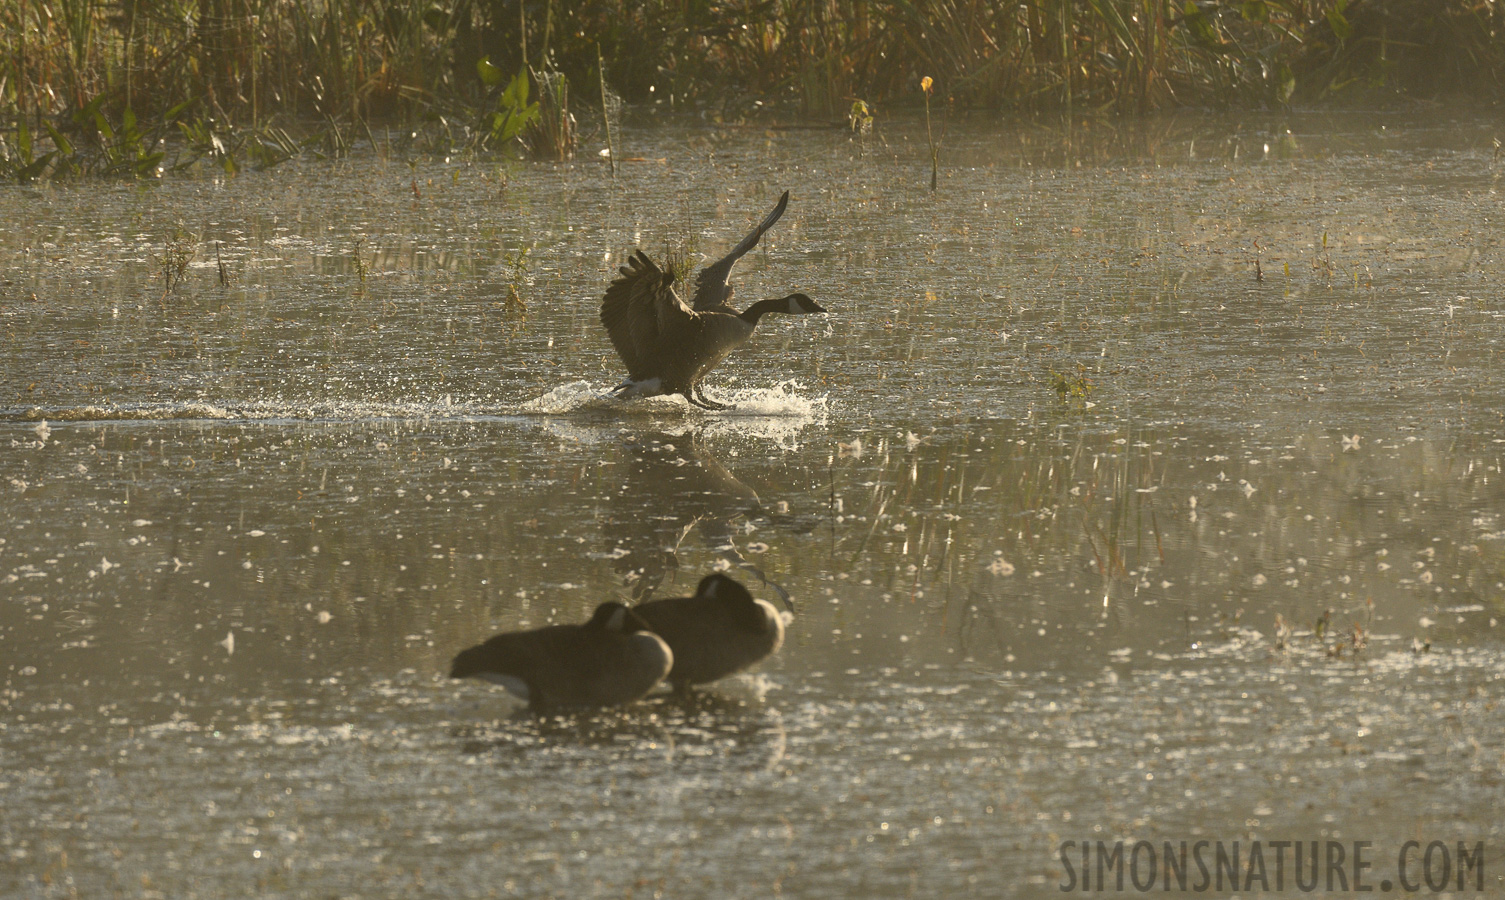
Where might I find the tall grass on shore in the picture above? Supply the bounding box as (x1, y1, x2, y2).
(3, 1, 1502, 179)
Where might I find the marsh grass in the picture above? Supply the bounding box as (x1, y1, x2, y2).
(3, 1, 1501, 180)
(157, 225, 198, 304)
(1050, 366, 1094, 404)
(527, 69, 576, 161)
(351, 238, 371, 288)
(496, 245, 533, 336)
(658, 231, 702, 288)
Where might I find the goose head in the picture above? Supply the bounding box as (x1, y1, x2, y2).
(783, 292, 826, 314)
(587, 600, 635, 630)
(695, 572, 780, 633)
(740, 292, 826, 324)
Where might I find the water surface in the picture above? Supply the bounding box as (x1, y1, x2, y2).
(4, 113, 1504, 897)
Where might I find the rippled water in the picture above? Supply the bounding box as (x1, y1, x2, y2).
(4, 113, 1505, 897)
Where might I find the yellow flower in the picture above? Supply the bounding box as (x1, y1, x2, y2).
(920, 76, 934, 94)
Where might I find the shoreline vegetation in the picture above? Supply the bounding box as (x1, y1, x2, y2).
(2, 0, 1502, 180)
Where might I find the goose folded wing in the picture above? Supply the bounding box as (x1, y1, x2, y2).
(691, 190, 790, 311)
(600, 251, 695, 380)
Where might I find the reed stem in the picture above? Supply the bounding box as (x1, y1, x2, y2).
(598, 44, 616, 180)
(921, 76, 938, 192)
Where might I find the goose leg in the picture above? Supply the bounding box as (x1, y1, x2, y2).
(690, 385, 729, 411)
(684, 392, 726, 411)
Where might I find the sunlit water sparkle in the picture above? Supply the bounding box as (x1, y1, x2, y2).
(3, 113, 1504, 898)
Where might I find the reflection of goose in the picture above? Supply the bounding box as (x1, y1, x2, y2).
(600, 191, 826, 410)
(450, 602, 671, 712)
(634, 573, 786, 693)
(605, 432, 761, 601)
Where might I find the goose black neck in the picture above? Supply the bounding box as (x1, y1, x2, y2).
(739, 296, 789, 325)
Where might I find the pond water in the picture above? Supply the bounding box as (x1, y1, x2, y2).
(3, 113, 1504, 898)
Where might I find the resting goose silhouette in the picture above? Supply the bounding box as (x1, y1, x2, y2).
(450, 602, 672, 713)
(599, 191, 826, 410)
(633, 572, 787, 693)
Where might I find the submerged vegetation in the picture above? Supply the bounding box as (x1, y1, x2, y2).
(2, 0, 1502, 179)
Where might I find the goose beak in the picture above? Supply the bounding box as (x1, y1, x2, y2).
(787, 292, 825, 314)
(799, 293, 827, 314)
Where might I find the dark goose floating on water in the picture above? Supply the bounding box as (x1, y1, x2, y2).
(450, 602, 672, 713)
(633, 572, 787, 693)
(599, 191, 826, 410)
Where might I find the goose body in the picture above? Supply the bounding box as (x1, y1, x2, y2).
(633, 573, 786, 692)
(450, 602, 672, 712)
(600, 191, 826, 410)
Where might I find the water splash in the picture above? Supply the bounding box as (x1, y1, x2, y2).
(518, 380, 826, 417)
(4, 382, 827, 429)
(2, 399, 489, 424)
(516, 381, 631, 415)
(5, 403, 237, 422)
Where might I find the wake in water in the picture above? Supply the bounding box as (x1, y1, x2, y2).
(523, 381, 828, 448)
(4, 402, 240, 422)
(518, 380, 825, 417)
(1, 397, 488, 424)
(1, 383, 825, 439)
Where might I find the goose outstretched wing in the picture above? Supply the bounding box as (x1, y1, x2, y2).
(600, 251, 694, 380)
(690, 190, 790, 311)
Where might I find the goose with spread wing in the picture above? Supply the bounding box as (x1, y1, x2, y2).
(599, 191, 826, 410)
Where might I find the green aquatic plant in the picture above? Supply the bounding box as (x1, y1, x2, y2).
(317, 117, 352, 160)
(0, 121, 56, 183)
(157, 225, 198, 302)
(478, 61, 541, 150)
(658, 230, 701, 287)
(1051, 365, 1094, 402)
(491, 244, 534, 337)
(174, 118, 241, 175)
(76, 99, 169, 178)
(248, 127, 303, 170)
(351, 238, 371, 286)
(527, 68, 576, 161)
(848, 99, 873, 136)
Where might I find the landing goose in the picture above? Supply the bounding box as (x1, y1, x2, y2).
(600, 191, 826, 410)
